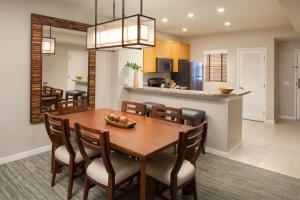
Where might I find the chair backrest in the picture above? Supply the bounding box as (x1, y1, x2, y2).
(44, 113, 75, 157)
(43, 86, 53, 95)
(151, 106, 182, 124)
(171, 121, 208, 184)
(52, 88, 64, 99)
(75, 123, 115, 184)
(58, 99, 88, 115)
(121, 101, 146, 116)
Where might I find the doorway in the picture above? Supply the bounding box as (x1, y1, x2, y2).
(296, 49, 300, 120)
(238, 48, 266, 122)
(67, 51, 88, 91)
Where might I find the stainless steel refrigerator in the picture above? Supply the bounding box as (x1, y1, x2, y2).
(171, 61, 203, 90)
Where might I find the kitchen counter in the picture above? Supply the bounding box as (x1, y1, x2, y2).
(124, 86, 250, 101)
(123, 86, 250, 157)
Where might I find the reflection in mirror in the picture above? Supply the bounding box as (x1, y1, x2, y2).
(41, 27, 88, 113)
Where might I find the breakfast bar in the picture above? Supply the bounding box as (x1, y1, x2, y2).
(124, 86, 250, 156)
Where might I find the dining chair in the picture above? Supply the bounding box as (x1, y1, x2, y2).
(44, 113, 97, 200)
(74, 123, 140, 200)
(121, 101, 146, 116)
(58, 99, 88, 115)
(152, 106, 183, 154)
(151, 106, 182, 124)
(146, 121, 208, 200)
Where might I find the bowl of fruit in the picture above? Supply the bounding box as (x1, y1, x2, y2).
(105, 114, 136, 128)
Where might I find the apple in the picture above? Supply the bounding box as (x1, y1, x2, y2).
(114, 115, 121, 122)
(108, 114, 115, 121)
(119, 116, 128, 124)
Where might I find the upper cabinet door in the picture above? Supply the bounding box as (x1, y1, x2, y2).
(143, 47, 156, 72)
(171, 41, 180, 72)
(179, 43, 190, 60)
(156, 39, 164, 58)
(163, 40, 173, 59)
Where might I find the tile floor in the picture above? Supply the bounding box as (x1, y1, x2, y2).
(229, 119, 300, 179)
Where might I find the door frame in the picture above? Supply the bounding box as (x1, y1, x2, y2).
(237, 47, 267, 122)
(295, 49, 300, 120)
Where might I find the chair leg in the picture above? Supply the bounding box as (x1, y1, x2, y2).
(67, 164, 75, 200)
(51, 146, 54, 173)
(192, 178, 198, 200)
(107, 187, 114, 200)
(51, 159, 59, 187)
(170, 187, 177, 200)
(83, 177, 90, 200)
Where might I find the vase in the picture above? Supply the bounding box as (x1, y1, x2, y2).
(133, 70, 139, 87)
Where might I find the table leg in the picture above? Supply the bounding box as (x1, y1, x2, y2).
(140, 158, 146, 200)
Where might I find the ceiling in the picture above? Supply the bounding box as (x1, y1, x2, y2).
(278, 0, 300, 34)
(52, 0, 293, 37)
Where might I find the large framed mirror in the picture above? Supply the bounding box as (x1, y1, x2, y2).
(30, 14, 96, 124)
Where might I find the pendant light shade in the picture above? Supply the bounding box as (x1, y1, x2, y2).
(122, 14, 155, 48)
(42, 27, 55, 55)
(86, 0, 156, 50)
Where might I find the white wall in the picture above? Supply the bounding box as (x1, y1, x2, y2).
(278, 40, 300, 118)
(0, 0, 94, 158)
(42, 43, 86, 96)
(185, 27, 298, 121)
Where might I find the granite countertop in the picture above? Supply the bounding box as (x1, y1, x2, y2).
(125, 86, 250, 100)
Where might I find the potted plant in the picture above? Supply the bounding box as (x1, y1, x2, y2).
(124, 62, 142, 87)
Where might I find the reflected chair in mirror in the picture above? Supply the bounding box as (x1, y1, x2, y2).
(41, 86, 64, 112)
(121, 101, 146, 116)
(146, 122, 208, 200)
(151, 106, 182, 124)
(74, 123, 140, 200)
(58, 99, 88, 115)
(44, 113, 98, 199)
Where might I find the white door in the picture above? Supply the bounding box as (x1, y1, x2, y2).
(296, 50, 300, 120)
(67, 51, 88, 91)
(238, 48, 266, 121)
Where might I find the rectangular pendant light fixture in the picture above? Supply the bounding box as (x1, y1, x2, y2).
(86, 0, 156, 50)
(42, 27, 56, 55)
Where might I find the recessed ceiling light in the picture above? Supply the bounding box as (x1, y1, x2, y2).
(187, 13, 194, 18)
(162, 18, 168, 23)
(224, 21, 231, 26)
(217, 7, 225, 13)
(182, 27, 188, 32)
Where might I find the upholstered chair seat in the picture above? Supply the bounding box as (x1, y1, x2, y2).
(55, 140, 97, 164)
(86, 152, 140, 186)
(147, 152, 195, 186)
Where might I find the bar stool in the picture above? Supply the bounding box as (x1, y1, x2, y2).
(143, 102, 165, 117)
(81, 93, 88, 100)
(66, 90, 86, 101)
(181, 107, 206, 153)
(181, 107, 206, 126)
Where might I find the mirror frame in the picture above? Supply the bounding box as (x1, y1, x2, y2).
(30, 14, 96, 124)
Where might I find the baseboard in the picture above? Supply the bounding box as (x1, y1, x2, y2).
(0, 145, 51, 165)
(264, 119, 275, 124)
(278, 115, 296, 120)
(205, 147, 229, 157)
(228, 142, 242, 156)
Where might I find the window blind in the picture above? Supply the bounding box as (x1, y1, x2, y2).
(205, 53, 227, 82)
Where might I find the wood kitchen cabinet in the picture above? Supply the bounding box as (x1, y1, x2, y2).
(143, 47, 156, 72)
(143, 38, 190, 72)
(179, 43, 190, 60)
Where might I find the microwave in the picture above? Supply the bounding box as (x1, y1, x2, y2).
(156, 58, 173, 72)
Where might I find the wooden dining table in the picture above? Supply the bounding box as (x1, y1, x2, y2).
(61, 108, 193, 200)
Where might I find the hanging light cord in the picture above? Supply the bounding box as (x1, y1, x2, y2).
(49, 27, 52, 38)
(94, 0, 98, 49)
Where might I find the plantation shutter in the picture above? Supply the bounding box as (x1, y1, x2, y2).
(204, 50, 227, 82)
